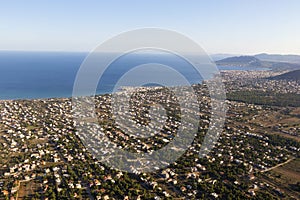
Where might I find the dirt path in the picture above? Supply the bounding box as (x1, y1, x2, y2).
(261, 157, 295, 173)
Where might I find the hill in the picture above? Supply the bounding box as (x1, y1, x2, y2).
(215, 56, 261, 67)
(216, 55, 300, 71)
(210, 53, 239, 61)
(255, 53, 300, 63)
(268, 69, 300, 81)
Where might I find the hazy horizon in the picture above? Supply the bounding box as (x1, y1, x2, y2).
(1, 50, 300, 57)
(1, 0, 300, 55)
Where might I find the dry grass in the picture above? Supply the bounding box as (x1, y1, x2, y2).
(272, 159, 300, 184)
(17, 180, 40, 199)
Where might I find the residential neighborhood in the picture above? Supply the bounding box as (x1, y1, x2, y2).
(0, 71, 299, 199)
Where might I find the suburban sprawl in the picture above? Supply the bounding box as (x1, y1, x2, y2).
(0, 70, 300, 200)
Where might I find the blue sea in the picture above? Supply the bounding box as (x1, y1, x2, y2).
(0, 51, 269, 100)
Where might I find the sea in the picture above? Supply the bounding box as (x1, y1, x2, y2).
(0, 51, 269, 100)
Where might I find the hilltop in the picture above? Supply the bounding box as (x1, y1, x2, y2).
(216, 56, 261, 67)
(255, 53, 300, 63)
(216, 55, 300, 71)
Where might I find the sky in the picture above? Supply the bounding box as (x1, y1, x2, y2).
(1, 0, 300, 55)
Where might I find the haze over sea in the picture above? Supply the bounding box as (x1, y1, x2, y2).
(0, 51, 267, 100)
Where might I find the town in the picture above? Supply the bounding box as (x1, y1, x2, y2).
(0, 70, 300, 199)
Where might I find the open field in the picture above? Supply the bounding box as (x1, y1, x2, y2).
(272, 158, 300, 183)
(241, 105, 300, 141)
(17, 180, 40, 200)
(262, 158, 300, 199)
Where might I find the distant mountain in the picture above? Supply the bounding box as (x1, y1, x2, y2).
(267, 62, 300, 71)
(268, 69, 300, 81)
(209, 54, 239, 62)
(255, 53, 300, 63)
(216, 55, 300, 71)
(216, 56, 262, 67)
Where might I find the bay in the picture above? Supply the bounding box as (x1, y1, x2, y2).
(0, 51, 268, 100)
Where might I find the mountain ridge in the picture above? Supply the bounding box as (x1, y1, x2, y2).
(255, 53, 300, 63)
(215, 55, 300, 71)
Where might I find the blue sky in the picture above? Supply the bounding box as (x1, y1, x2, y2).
(1, 0, 300, 54)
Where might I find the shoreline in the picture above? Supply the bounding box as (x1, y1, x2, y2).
(0, 69, 293, 101)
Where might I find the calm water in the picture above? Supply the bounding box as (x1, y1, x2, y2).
(0, 51, 269, 100)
